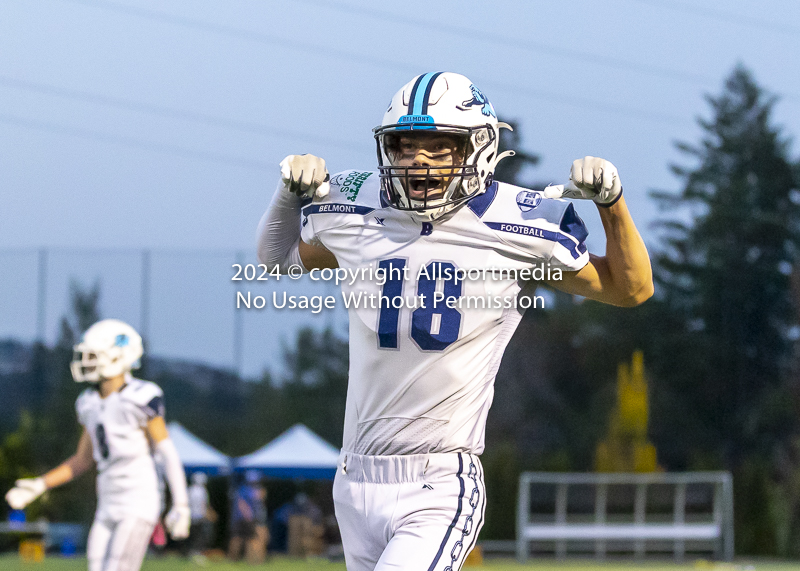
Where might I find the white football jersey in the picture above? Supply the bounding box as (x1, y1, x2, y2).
(301, 171, 589, 455)
(75, 376, 164, 523)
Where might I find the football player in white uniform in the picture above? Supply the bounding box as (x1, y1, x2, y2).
(257, 72, 653, 571)
(5, 319, 190, 571)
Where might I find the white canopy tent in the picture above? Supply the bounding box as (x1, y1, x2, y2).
(234, 424, 339, 479)
(167, 421, 231, 475)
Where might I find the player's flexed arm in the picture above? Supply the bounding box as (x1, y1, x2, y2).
(5, 429, 95, 510)
(546, 156, 654, 307)
(257, 154, 338, 272)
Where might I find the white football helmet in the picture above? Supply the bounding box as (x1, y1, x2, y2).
(374, 72, 515, 221)
(70, 319, 143, 383)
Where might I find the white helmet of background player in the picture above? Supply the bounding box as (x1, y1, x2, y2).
(70, 319, 143, 383)
(374, 72, 515, 221)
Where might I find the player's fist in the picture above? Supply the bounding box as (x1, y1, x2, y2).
(164, 504, 191, 540)
(569, 156, 623, 206)
(5, 477, 46, 510)
(280, 154, 330, 199)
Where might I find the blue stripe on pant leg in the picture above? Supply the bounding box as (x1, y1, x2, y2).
(427, 453, 465, 571)
(456, 455, 486, 571)
(443, 454, 483, 571)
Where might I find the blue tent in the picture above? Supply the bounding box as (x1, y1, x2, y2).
(168, 422, 231, 475)
(234, 424, 339, 479)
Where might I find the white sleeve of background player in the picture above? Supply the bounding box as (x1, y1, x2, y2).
(255, 180, 307, 273)
(155, 438, 189, 508)
(75, 391, 91, 427)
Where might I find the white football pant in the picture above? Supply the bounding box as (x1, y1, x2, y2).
(333, 452, 485, 571)
(87, 516, 154, 571)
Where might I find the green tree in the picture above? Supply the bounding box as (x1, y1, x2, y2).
(653, 65, 800, 461)
(479, 441, 520, 540)
(277, 327, 349, 448)
(652, 65, 800, 554)
(43, 281, 101, 466)
(0, 281, 102, 523)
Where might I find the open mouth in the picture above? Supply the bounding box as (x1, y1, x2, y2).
(408, 176, 447, 201)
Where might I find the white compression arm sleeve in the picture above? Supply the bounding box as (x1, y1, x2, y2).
(155, 438, 188, 508)
(256, 181, 307, 273)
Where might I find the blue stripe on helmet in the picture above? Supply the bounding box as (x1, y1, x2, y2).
(409, 72, 442, 116)
(407, 75, 426, 115)
(419, 72, 443, 115)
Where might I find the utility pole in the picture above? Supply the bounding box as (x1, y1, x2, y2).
(233, 250, 245, 377)
(140, 249, 151, 342)
(36, 248, 47, 343)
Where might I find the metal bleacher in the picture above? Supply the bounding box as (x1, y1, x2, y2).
(516, 472, 734, 561)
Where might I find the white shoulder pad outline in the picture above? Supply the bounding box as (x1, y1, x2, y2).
(466, 180, 589, 269)
(75, 388, 99, 424)
(121, 378, 166, 419)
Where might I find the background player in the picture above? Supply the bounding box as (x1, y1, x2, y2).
(257, 72, 653, 571)
(5, 318, 190, 571)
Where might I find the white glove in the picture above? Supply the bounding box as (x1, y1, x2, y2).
(543, 156, 623, 206)
(5, 477, 47, 510)
(280, 154, 330, 199)
(164, 504, 191, 540)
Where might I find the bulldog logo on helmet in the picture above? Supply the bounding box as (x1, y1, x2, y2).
(457, 85, 496, 118)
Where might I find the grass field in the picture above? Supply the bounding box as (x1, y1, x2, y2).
(4, 555, 800, 571)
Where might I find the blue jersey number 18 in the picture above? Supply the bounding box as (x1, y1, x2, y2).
(377, 259, 463, 351)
